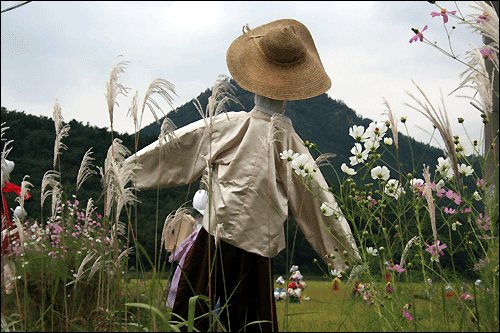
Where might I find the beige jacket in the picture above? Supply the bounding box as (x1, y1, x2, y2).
(128, 95, 359, 270)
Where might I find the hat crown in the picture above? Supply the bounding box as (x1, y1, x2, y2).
(260, 26, 306, 64)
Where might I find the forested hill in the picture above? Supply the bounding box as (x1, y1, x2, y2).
(1, 81, 447, 276)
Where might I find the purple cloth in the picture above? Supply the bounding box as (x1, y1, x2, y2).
(166, 229, 200, 308)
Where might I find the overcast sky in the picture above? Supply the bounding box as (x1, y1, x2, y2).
(1, 1, 487, 152)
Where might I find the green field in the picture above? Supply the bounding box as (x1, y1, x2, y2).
(122, 278, 495, 332)
(273, 280, 493, 332)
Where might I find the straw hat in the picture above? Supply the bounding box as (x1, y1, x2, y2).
(226, 19, 331, 101)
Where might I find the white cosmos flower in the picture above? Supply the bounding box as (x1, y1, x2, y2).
(349, 125, 367, 142)
(291, 153, 310, 176)
(454, 136, 475, 158)
(280, 149, 299, 162)
(436, 179, 446, 191)
(409, 178, 425, 193)
(364, 139, 380, 153)
(349, 143, 369, 166)
(366, 247, 378, 256)
(341, 163, 357, 175)
(384, 179, 405, 199)
(371, 165, 390, 181)
(384, 137, 393, 146)
(365, 122, 388, 142)
(458, 164, 474, 177)
(321, 202, 334, 216)
(303, 160, 316, 177)
(331, 269, 342, 278)
(436, 157, 454, 179)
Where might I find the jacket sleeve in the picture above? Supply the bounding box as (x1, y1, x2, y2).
(126, 113, 246, 191)
(126, 119, 211, 191)
(285, 145, 360, 272)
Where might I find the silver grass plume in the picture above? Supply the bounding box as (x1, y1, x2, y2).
(465, 1, 499, 65)
(11, 215, 24, 248)
(261, 114, 286, 154)
(140, 78, 177, 125)
(15, 175, 33, 214)
(52, 100, 70, 168)
(405, 82, 462, 195)
(110, 221, 126, 246)
(111, 246, 134, 276)
(158, 117, 179, 149)
(88, 255, 102, 280)
(315, 153, 337, 168)
(383, 98, 399, 150)
(452, 44, 495, 117)
(50, 185, 62, 222)
(87, 247, 133, 280)
(423, 165, 438, 248)
(69, 252, 96, 286)
(127, 90, 139, 132)
(41, 170, 60, 208)
(84, 198, 96, 230)
(102, 138, 140, 220)
(76, 147, 97, 192)
(191, 75, 242, 179)
(161, 203, 192, 251)
(105, 56, 130, 128)
(400, 235, 419, 267)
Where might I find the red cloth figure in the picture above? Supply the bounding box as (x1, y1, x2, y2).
(333, 278, 340, 291)
(1, 182, 32, 255)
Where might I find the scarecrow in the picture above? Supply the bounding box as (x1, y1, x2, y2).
(126, 18, 360, 332)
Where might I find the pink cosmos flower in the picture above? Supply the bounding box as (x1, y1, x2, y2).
(445, 190, 461, 205)
(403, 309, 413, 321)
(476, 213, 491, 231)
(410, 25, 428, 43)
(431, 9, 457, 23)
(387, 264, 405, 273)
(444, 207, 456, 214)
(480, 48, 496, 62)
(477, 13, 490, 24)
(460, 207, 471, 214)
(477, 179, 487, 190)
(425, 240, 447, 257)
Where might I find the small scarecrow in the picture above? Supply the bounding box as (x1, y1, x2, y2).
(287, 265, 304, 303)
(165, 189, 208, 308)
(274, 276, 286, 301)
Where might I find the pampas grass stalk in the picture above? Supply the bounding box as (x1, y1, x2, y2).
(105, 56, 130, 131)
(405, 83, 462, 195)
(52, 100, 70, 171)
(76, 147, 96, 193)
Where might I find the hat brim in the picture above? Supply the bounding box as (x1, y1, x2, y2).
(226, 19, 331, 101)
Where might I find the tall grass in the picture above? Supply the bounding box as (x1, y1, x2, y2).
(1, 1, 498, 332)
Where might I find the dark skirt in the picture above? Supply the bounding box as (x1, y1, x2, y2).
(172, 227, 279, 332)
